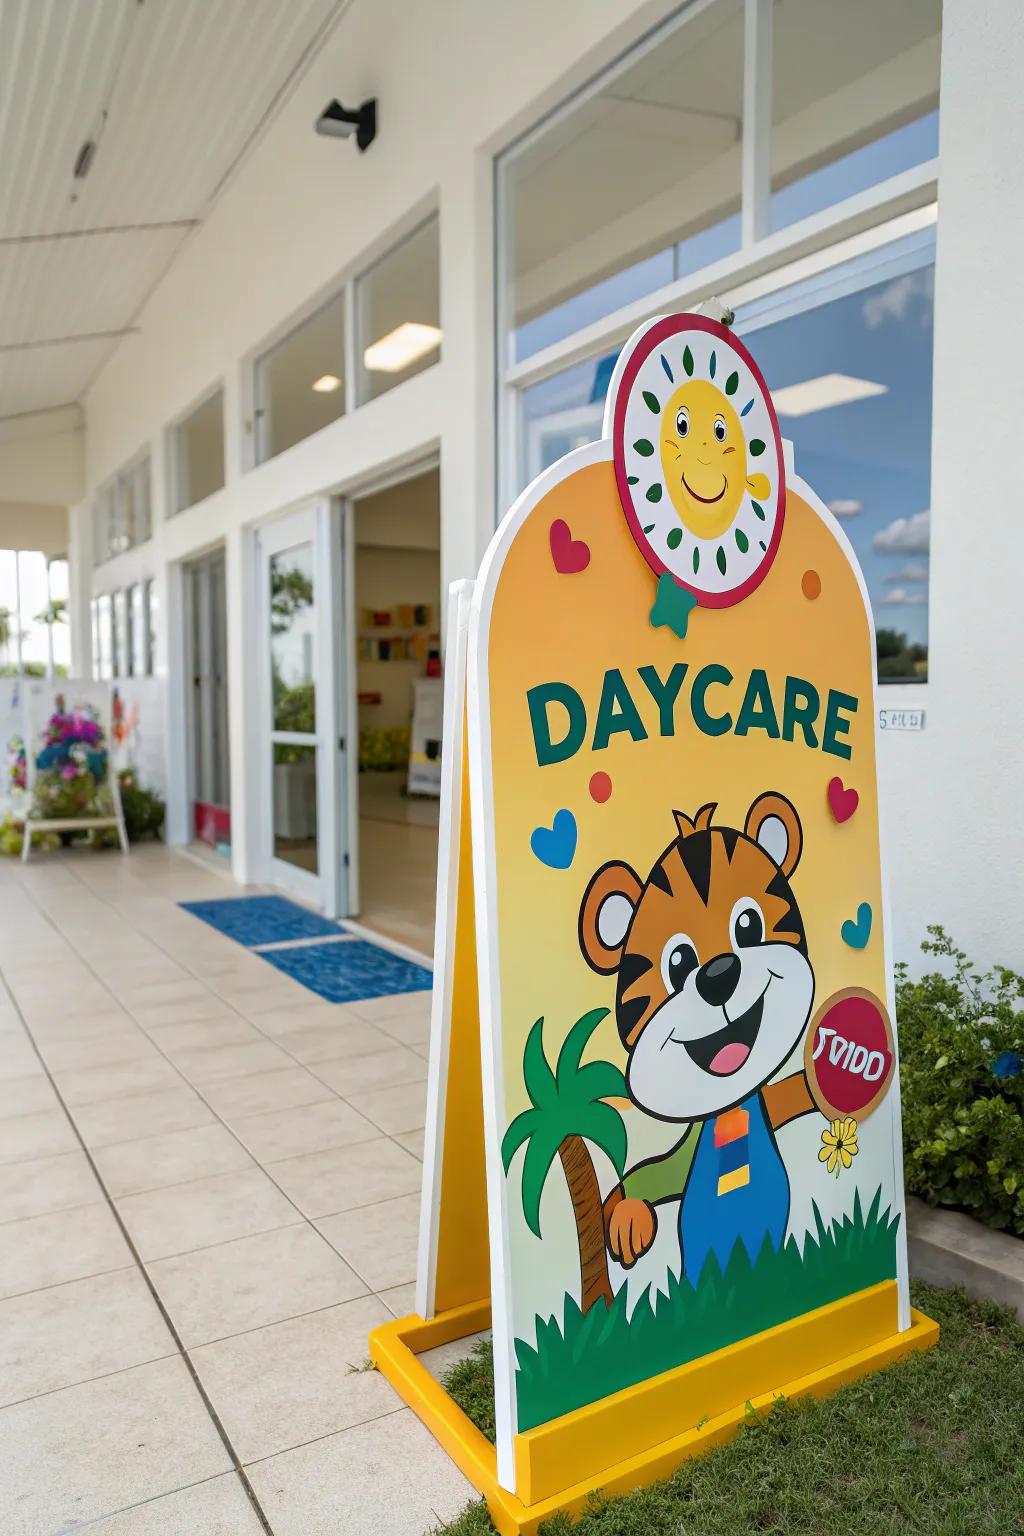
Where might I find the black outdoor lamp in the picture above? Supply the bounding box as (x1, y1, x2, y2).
(314, 98, 377, 152)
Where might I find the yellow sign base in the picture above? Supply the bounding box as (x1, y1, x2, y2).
(370, 1287, 938, 1536)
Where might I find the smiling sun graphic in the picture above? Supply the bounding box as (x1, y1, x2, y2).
(610, 314, 784, 607)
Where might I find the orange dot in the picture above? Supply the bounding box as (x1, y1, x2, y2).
(589, 772, 612, 804)
(802, 569, 821, 600)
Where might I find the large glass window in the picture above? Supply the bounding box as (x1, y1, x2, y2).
(356, 217, 441, 402)
(130, 584, 149, 677)
(770, 0, 940, 232)
(146, 579, 158, 676)
(111, 590, 128, 678)
(499, 2, 744, 365)
(95, 594, 113, 681)
(739, 239, 934, 680)
(253, 293, 346, 463)
(513, 239, 933, 681)
(93, 456, 151, 564)
(171, 389, 225, 513)
(496, 0, 940, 368)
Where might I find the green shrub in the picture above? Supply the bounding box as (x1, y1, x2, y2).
(897, 926, 1024, 1234)
(117, 770, 165, 842)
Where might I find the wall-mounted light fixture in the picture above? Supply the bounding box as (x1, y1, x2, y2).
(314, 98, 377, 152)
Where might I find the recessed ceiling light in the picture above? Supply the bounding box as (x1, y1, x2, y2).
(312, 374, 342, 393)
(363, 322, 442, 374)
(828, 498, 863, 518)
(772, 374, 887, 416)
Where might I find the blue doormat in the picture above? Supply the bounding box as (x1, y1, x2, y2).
(180, 895, 341, 947)
(260, 939, 433, 1004)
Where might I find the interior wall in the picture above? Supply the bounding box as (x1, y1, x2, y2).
(354, 469, 441, 735)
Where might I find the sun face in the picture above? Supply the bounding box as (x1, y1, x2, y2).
(659, 379, 771, 541)
(609, 314, 784, 607)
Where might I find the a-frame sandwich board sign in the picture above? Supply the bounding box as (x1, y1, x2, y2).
(369, 311, 938, 1536)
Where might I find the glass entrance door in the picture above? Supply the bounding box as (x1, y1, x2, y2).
(186, 549, 230, 849)
(258, 501, 348, 912)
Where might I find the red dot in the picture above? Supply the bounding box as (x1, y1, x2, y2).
(589, 772, 612, 803)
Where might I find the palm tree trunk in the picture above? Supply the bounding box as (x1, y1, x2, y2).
(558, 1133, 614, 1311)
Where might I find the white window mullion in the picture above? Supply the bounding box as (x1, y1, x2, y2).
(741, 0, 773, 248)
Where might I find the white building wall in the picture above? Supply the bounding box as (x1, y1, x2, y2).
(73, 0, 1024, 969)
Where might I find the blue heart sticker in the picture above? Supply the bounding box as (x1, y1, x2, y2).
(530, 809, 577, 870)
(841, 902, 872, 950)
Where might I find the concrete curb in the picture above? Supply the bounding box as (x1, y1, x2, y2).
(906, 1195, 1024, 1321)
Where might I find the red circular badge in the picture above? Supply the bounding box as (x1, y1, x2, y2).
(804, 988, 895, 1122)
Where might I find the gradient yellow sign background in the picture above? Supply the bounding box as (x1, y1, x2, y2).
(486, 458, 888, 1102)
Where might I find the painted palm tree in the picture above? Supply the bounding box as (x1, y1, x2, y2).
(501, 1007, 627, 1313)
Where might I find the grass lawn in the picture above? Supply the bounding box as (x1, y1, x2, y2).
(435, 1283, 1024, 1536)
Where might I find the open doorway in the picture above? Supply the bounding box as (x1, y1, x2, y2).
(350, 467, 440, 954)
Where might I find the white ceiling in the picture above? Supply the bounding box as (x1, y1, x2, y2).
(0, 0, 346, 429)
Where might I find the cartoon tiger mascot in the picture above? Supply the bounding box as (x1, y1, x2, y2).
(578, 792, 822, 1285)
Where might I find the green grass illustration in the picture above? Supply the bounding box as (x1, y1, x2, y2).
(514, 1186, 900, 1431)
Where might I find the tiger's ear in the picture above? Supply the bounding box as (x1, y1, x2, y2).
(579, 861, 643, 975)
(744, 792, 802, 878)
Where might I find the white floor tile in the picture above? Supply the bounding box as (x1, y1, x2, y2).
(0, 1267, 173, 1406)
(191, 1295, 398, 1461)
(247, 1408, 472, 1536)
(116, 1168, 301, 1261)
(148, 1222, 366, 1346)
(0, 1203, 133, 1300)
(0, 1355, 231, 1535)
(93, 1123, 254, 1196)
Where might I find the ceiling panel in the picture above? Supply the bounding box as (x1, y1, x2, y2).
(0, 0, 346, 427)
(0, 339, 119, 419)
(0, 0, 343, 237)
(0, 227, 189, 346)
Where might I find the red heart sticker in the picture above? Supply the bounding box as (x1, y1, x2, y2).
(549, 519, 590, 575)
(827, 776, 859, 823)
(805, 989, 895, 1122)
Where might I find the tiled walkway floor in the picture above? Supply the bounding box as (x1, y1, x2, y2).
(0, 844, 474, 1536)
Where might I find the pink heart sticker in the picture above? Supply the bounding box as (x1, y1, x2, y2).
(549, 519, 590, 574)
(827, 776, 859, 824)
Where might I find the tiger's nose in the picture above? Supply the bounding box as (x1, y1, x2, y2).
(695, 952, 741, 1007)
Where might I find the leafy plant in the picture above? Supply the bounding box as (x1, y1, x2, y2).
(897, 926, 1024, 1233)
(117, 770, 165, 841)
(502, 1008, 627, 1313)
(508, 1187, 899, 1430)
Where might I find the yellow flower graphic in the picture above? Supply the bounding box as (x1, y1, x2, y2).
(818, 1117, 859, 1177)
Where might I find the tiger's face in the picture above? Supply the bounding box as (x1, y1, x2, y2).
(579, 793, 814, 1121)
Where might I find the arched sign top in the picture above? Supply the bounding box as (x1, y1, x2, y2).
(610, 313, 785, 608)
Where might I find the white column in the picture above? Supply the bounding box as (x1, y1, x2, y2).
(919, 0, 1024, 966)
(438, 157, 497, 647)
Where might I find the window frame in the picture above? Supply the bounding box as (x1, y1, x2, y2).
(353, 212, 441, 407)
(240, 204, 440, 472)
(167, 383, 226, 517)
(494, 0, 940, 513)
(92, 451, 152, 565)
(251, 288, 349, 467)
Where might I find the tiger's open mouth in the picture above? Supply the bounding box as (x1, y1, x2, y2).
(681, 990, 766, 1076)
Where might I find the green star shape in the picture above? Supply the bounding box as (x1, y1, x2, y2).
(649, 573, 698, 639)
